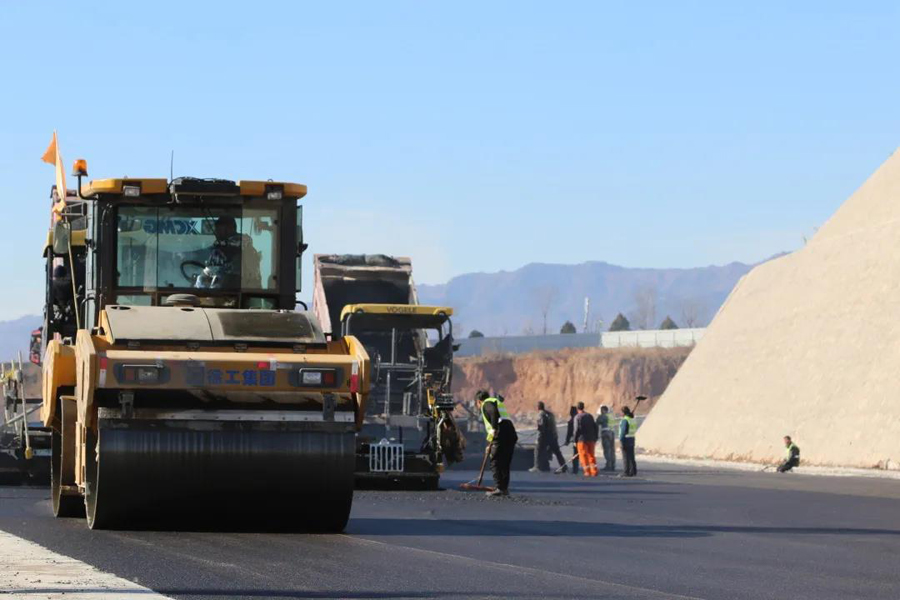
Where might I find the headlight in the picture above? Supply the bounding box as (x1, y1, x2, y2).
(114, 363, 169, 385)
(302, 371, 323, 385)
(136, 366, 160, 384)
(292, 368, 338, 388)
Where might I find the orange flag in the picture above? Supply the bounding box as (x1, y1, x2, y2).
(40, 133, 56, 164)
(41, 131, 67, 219)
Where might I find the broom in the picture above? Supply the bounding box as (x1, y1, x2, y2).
(459, 446, 494, 492)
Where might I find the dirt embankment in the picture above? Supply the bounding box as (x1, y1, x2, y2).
(453, 346, 691, 421)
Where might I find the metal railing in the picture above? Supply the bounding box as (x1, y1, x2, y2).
(455, 329, 705, 357)
(601, 328, 705, 349)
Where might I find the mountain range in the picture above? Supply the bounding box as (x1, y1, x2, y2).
(417, 259, 780, 337)
(0, 256, 780, 356)
(0, 315, 41, 363)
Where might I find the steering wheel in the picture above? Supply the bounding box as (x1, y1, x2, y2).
(180, 260, 206, 284)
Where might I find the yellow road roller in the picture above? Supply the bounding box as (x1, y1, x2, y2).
(40, 163, 369, 530)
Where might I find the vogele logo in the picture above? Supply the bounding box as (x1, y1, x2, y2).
(385, 306, 417, 314)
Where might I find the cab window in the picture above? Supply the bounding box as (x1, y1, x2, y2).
(116, 205, 278, 293)
(240, 209, 278, 290)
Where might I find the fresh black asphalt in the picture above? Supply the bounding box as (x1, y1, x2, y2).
(1, 462, 899, 599)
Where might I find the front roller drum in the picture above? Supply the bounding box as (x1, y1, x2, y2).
(51, 395, 85, 518)
(84, 418, 355, 531)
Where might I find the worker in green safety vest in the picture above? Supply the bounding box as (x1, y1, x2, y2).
(619, 407, 638, 477)
(777, 436, 800, 472)
(597, 405, 616, 472)
(476, 390, 518, 497)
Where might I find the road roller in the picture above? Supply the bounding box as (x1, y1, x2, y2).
(39, 161, 370, 530)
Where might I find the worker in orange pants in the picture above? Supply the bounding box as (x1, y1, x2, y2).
(576, 441, 598, 477)
(572, 402, 598, 477)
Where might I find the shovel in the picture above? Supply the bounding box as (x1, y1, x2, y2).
(554, 454, 578, 474)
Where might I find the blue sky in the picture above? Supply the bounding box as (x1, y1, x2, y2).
(1, 2, 899, 318)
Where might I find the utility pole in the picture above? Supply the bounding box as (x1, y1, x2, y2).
(583, 297, 590, 333)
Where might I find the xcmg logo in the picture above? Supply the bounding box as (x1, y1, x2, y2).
(118, 216, 216, 236)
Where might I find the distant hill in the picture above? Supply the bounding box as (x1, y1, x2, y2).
(0, 315, 41, 363)
(417, 259, 781, 337)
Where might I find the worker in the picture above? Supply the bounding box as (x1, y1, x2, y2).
(476, 390, 518, 497)
(597, 405, 616, 472)
(534, 401, 567, 473)
(564, 405, 579, 474)
(531, 401, 550, 472)
(197, 216, 261, 289)
(777, 436, 801, 473)
(572, 402, 598, 477)
(619, 407, 637, 477)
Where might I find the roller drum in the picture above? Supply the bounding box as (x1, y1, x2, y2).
(85, 418, 355, 531)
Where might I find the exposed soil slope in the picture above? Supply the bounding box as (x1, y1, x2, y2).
(453, 346, 691, 420)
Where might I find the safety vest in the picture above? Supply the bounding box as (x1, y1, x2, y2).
(786, 443, 798, 459)
(481, 397, 511, 442)
(598, 413, 613, 431)
(623, 416, 636, 438)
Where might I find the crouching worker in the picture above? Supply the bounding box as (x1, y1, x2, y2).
(778, 436, 800, 473)
(476, 391, 518, 497)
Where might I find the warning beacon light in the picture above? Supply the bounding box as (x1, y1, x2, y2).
(71, 158, 88, 178)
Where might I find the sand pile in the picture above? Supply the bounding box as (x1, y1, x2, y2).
(638, 149, 900, 469)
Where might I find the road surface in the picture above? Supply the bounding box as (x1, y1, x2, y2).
(2, 461, 899, 599)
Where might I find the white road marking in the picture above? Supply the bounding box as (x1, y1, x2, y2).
(0, 530, 173, 599)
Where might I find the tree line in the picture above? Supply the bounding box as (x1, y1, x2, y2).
(466, 285, 706, 338)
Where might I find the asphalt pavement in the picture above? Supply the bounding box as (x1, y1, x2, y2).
(1, 461, 899, 600)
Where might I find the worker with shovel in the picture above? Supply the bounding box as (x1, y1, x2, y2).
(476, 390, 518, 497)
(564, 406, 580, 474)
(531, 401, 567, 473)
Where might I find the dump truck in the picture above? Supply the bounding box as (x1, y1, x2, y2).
(313, 255, 464, 489)
(0, 356, 50, 483)
(40, 163, 370, 530)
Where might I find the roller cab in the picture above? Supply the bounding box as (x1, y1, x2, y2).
(40, 168, 369, 530)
